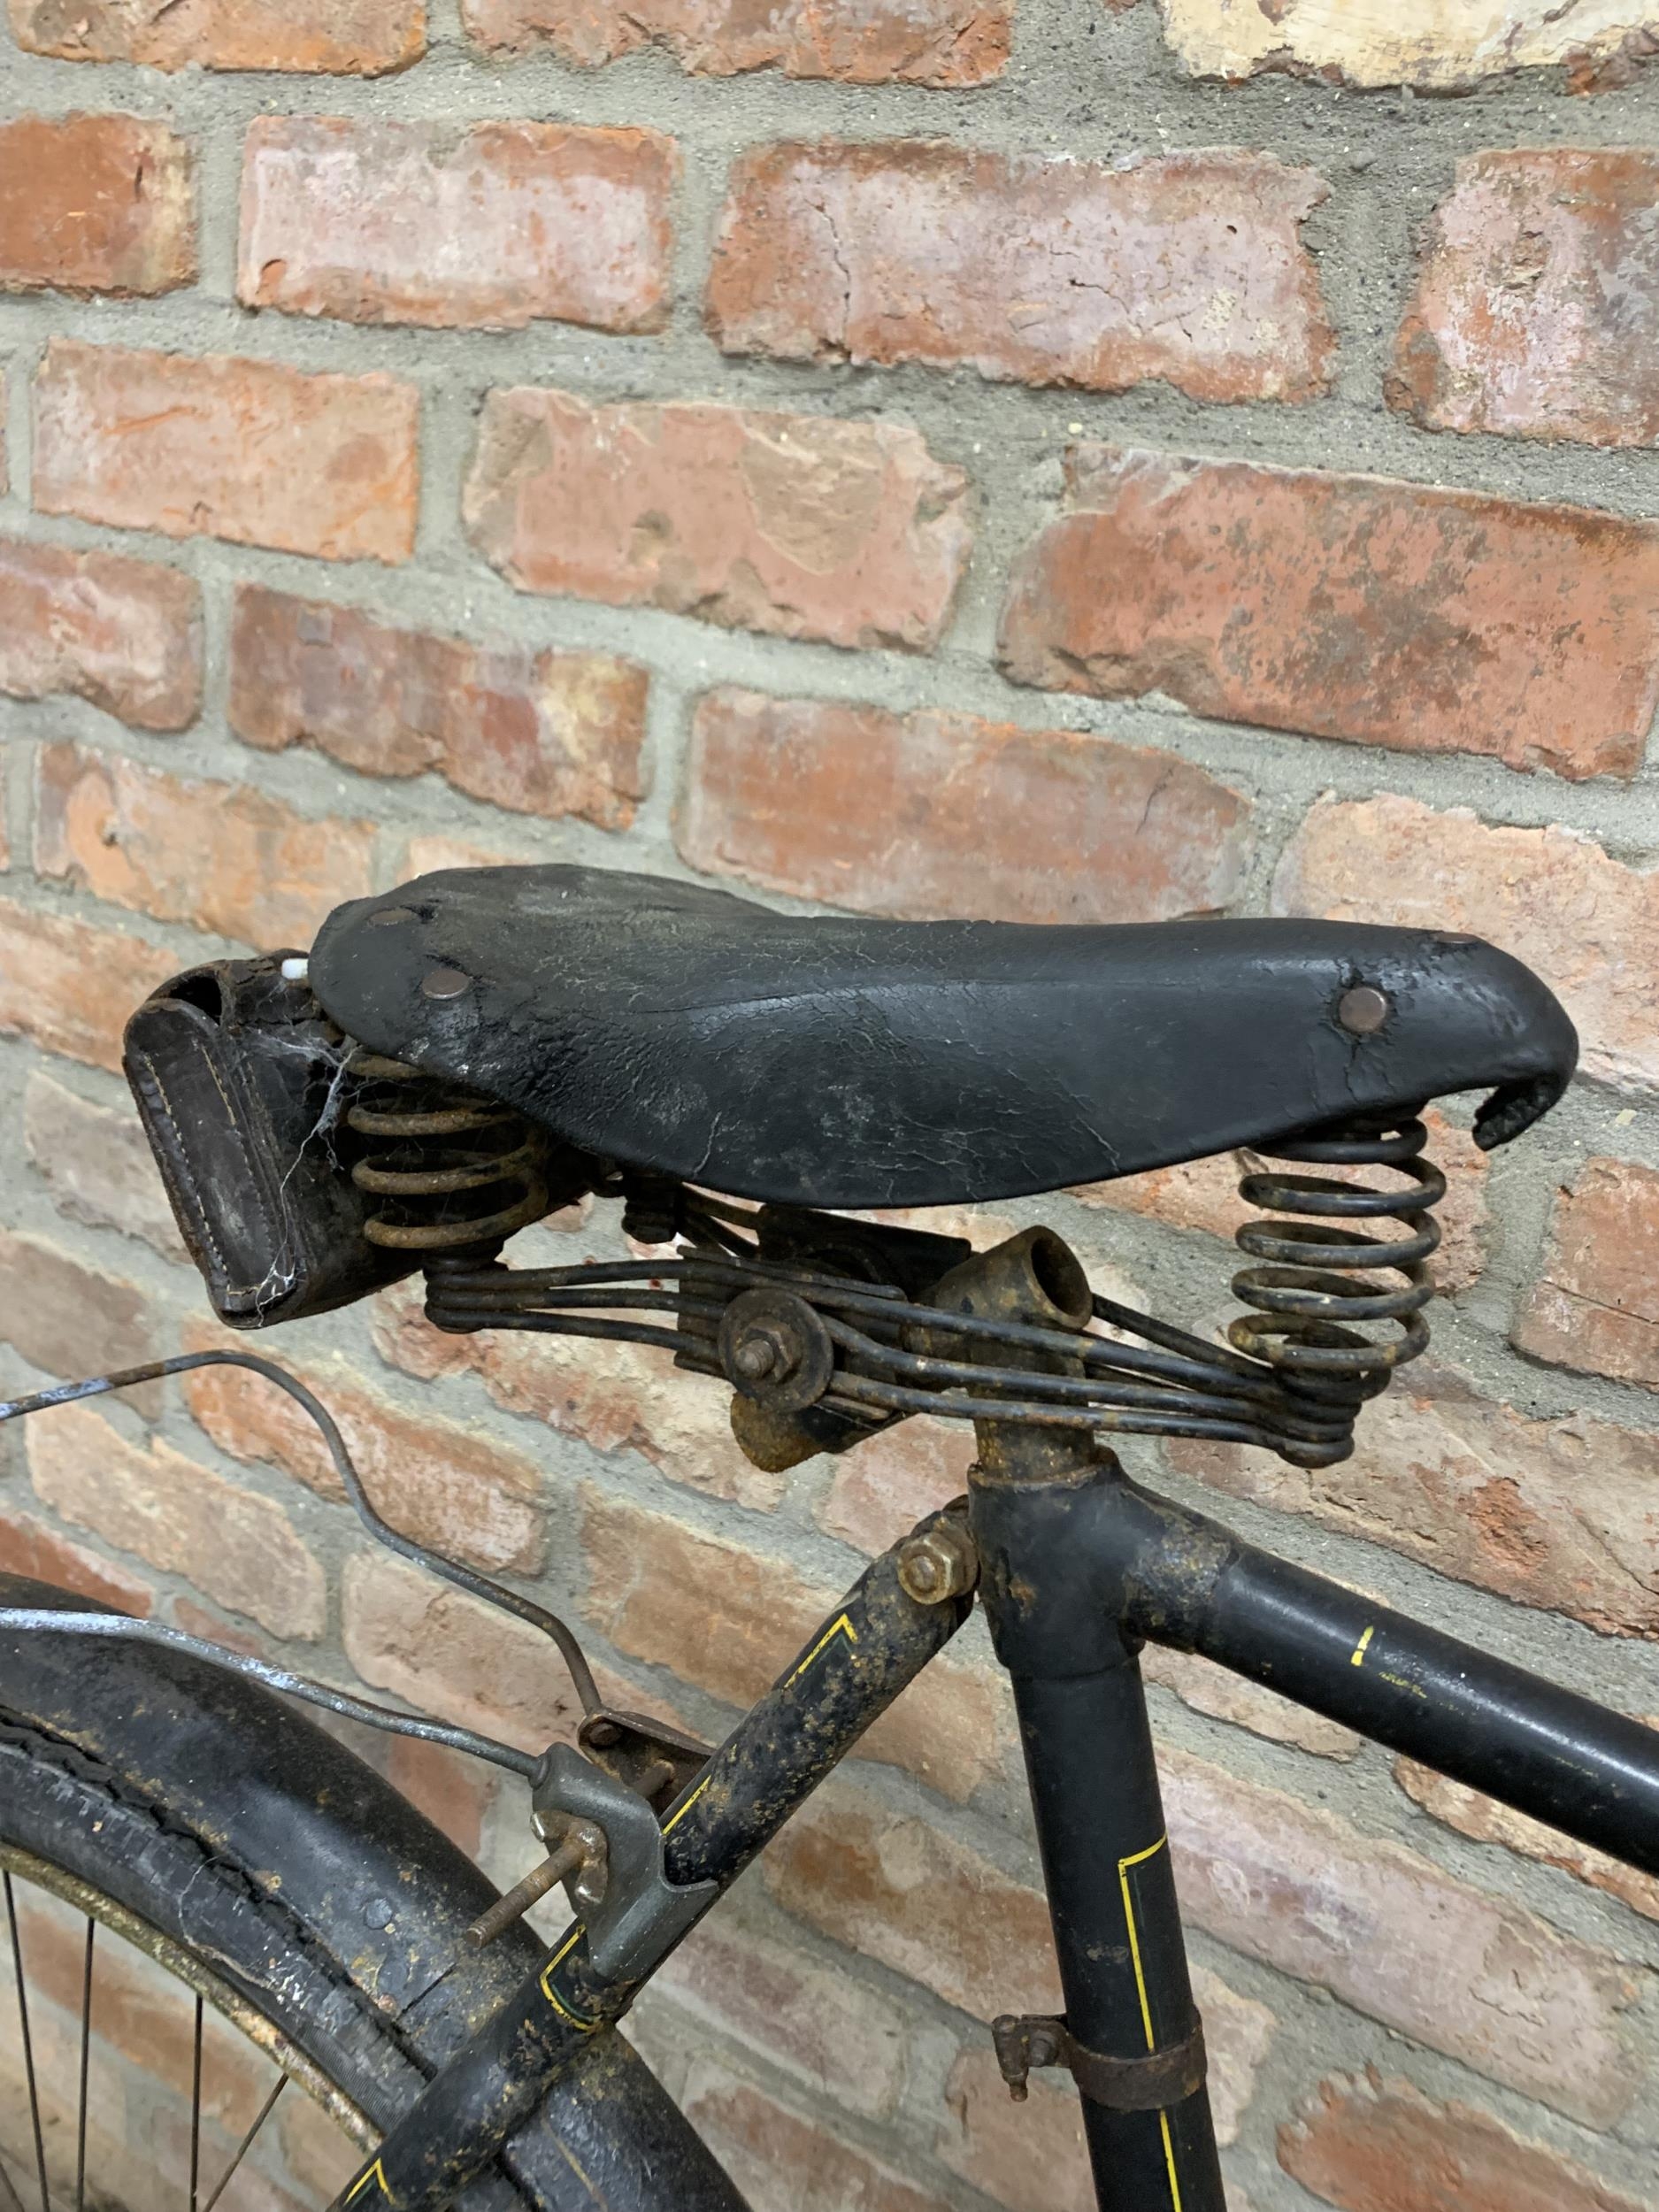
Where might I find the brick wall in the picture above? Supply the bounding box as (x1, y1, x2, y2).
(3, 7, 1659, 2210)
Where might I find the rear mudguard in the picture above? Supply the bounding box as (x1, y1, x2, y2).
(0, 1574, 747, 2212)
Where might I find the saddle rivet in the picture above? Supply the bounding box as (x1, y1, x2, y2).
(420, 966, 472, 1000)
(370, 905, 418, 929)
(1337, 984, 1389, 1035)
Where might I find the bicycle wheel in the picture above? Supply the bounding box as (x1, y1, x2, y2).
(0, 1574, 748, 2212)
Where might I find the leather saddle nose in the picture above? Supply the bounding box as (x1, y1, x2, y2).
(308, 864, 1578, 1210)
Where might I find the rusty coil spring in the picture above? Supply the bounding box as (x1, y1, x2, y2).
(349, 1055, 549, 1250)
(1227, 1113, 1445, 1399)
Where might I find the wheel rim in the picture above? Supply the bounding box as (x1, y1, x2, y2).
(0, 1845, 375, 2212)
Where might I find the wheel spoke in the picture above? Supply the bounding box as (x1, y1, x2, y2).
(2, 1873, 50, 2212)
(0, 2148, 30, 2212)
(73, 1920, 92, 2212)
(188, 1993, 203, 2212)
(198, 2075, 287, 2212)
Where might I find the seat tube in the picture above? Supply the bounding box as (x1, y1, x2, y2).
(936, 1228, 1225, 2212)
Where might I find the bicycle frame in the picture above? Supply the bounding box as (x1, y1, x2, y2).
(320, 1231, 1659, 2212)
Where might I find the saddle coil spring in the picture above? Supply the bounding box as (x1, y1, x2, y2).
(348, 1055, 549, 1253)
(1229, 1112, 1445, 1409)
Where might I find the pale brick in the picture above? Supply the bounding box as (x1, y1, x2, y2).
(228, 585, 649, 833)
(683, 2073, 954, 2212)
(34, 342, 419, 565)
(342, 1549, 592, 1754)
(1276, 795, 1659, 1096)
(465, 0, 1006, 78)
(0, 537, 203, 731)
(1157, 0, 1659, 88)
(1074, 1108, 1490, 1295)
(8, 0, 426, 72)
(1160, 1747, 1639, 2125)
(0, 1230, 157, 1408)
(654, 1922, 907, 2116)
(0, 1510, 154, 1615)
(1397, 1755, 1659, 1924)
(1393, 151, 1659, 449)
(180, 1324, 547, 1576)
(0, 115, 195, 297)
(770, 1764, 1639, 2125)
(1142, 1645, 1361, 1761)
(1170, 1361, 1659, 1638)
(816, 1419, 973, 1558)
(464, 388, 972, 652)
(373, 1277, 785, 1513)
(0, 900, 179, 1075)
(708, 143, 1333, 403)
(24, 1069, 186, 1262)
(30, 1401, 326, 1640)
(35, 742, 376, 949)
(1279, 2071, 1651, 2212)
(1514, 1158, 1659, 1391)
(1001, 448, 1659, 780)
(581, 1486, 1010, 1802)
(239, 118, 677, 335)
(680, 688, 1251, 924)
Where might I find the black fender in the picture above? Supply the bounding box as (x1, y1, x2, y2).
(0, 1575, 746, 2212)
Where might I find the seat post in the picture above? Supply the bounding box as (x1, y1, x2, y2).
(937, 1231, 1228, 2212)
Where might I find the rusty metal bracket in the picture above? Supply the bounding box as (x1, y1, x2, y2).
(531, 1744, 717, 1982)
(991, 2011, 1207, 2112)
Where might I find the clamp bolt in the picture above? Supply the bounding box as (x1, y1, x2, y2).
(896, 1521, 978, 1605)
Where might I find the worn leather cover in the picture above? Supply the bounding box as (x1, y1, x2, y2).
(309, 865, 1578, 1210)
(125, 956, 417, 1325)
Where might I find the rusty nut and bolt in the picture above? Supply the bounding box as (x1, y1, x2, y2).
(896, 1521, 979, 1605)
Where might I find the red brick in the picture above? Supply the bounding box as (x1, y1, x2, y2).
(228, 585, 649, 832)
(1396, 1755, 1659, 1925)
(1275, 795, 1659, 1095)
(373, 1277, 787, 1512)
(0, 1509, 154, 1614)
(0, 537, 203, 731)
(1392, 151, 1659, 449)
(683, 2074, 954, 2212)
(678, 688, 1251, 924)
(1279, 2070, 1649, 2212)
(35, 741, 376, 948)
(180, 1322, 547, 1576)
(766, 1784, 1273, 2108)
(707, 143, 1333, 403)
(1074, 1106, 1490, 1294)
(342, 1549, 593, 1754)
(0, 899, 179, 1074)
(239, 118, 677, 335)
(654, 1922, 908, 2117)
(816, 1418, 973, 1557)
(463, 388, 972, 652)
(1514, 1158, 1659, 1391)
(34, 341, 419, 565)
(30, 1401, 326, 1640)
(8, 0, 426, 71)
(385, 1734, 496, 1859)
(463, 0, 1007, 81)
(580, 1486, 1010, 1803)
(1160, 1747, 1639, 2124)
(0, 115, 194, 297)
(0, 1230, 157, 1409)
(1000, 447, 1659, 780)
(23, 1068, 186, 1262)
(1171, 1360, 1659, 1639)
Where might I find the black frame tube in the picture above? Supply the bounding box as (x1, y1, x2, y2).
(326, 1511, 973, 2212)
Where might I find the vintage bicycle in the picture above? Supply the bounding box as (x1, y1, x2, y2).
(1, 861, 1653, 2212)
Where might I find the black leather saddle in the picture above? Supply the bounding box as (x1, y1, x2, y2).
(309, 865, 1578, 1210)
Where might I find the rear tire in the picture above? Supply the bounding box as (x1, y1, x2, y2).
(0, 1575, 748, 2212)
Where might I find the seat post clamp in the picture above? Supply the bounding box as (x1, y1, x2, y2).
(991, 2011, 1206, 2111)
